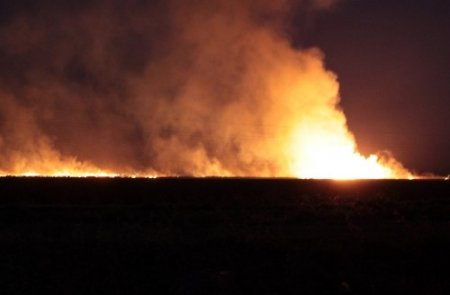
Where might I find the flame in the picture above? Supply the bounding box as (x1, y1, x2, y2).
(264, 49, 415, 180)
(0, 1, 418, 180)
(0, 151, 158, 178)
(4, 170, 158, 178)
(288, 127, 413, 179)
(0, 65, 415, 179)
(0, 67, 415, 180)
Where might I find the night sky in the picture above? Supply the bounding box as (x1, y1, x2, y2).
(0, 0, 448, 176)
(303, 0, 450, 175)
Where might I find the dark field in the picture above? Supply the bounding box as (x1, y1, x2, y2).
(0, 178, 449, 294)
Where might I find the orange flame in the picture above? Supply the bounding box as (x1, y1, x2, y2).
(263, 48, 414, 180)
(0, 150, 158, 178)
(0, 4, 416, 180)
(289, 128, 413, 179)
(0, 54, 415, 179)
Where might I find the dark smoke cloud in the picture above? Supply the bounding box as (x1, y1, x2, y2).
(0, 0, 367, 177)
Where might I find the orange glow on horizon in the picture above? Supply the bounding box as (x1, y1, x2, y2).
(2, 170, 159, 178)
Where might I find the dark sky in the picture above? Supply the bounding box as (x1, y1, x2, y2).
(302, 0, 450, 175)
(0, 0, 448, 177)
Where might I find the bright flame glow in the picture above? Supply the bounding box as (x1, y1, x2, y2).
(4, 170, 158, 178)
(289, 129, 413, 179)
(0, 2, 419, 180)
(0, 22, 416, 180)
(0, 157, 159, 178)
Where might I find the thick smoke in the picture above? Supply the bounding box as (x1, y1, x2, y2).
(0, 0, 409, 177)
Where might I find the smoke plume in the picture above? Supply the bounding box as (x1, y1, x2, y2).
(0, 0, 411, 178)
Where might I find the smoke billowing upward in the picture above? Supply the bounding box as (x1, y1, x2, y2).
(0, 0, 412, 178)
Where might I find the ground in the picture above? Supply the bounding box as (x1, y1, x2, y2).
(0, 178, 449, 294)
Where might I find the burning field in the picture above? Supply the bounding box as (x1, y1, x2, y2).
(0, 0, 417, 179)
(1, 1, 449, 293)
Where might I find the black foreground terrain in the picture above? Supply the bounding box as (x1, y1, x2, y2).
(0, 178, 449, 294)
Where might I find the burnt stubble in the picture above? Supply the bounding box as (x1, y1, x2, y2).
(0, 178, 449, 294)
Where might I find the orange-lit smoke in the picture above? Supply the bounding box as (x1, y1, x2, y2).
(0, 0, 413, 179)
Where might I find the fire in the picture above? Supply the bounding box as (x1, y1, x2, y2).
(0, 1, 418, 180)
(0, 154, 158, 178)
(289, 127, 413, 179)
(0, 68, 415, 180)
(262, 48, 414, 180)
(0, 134, 413, 180)
(20, 170, 118, 178)
(0, 58, 415, 180)
(5, 170, 158, 178)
